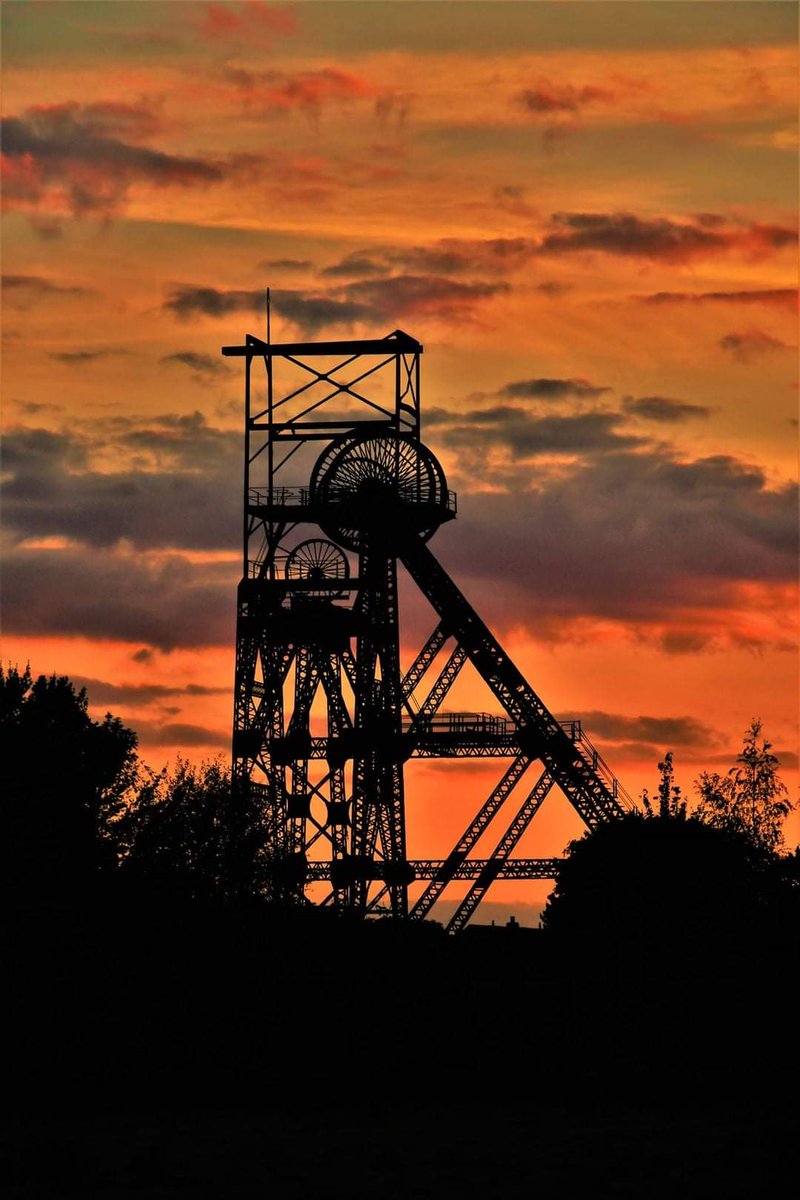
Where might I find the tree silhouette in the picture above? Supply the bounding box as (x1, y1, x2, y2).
(540, 746, 782, 949)
(1, 664, 138, 903)
(114, 755, 271, 903)
(641, 750, 687, 819)
(694, 719, 794, 853)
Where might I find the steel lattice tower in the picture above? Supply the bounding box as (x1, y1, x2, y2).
(225, 322, 632, 929)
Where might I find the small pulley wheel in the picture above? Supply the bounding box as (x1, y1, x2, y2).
(285, 538, 350, 599)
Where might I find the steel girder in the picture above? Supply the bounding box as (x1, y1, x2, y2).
(304, 858, 564, 882)
(398, 534, 629, 826)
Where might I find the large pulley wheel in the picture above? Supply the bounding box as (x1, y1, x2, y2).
(285, 538, 350, 599)
(309, 431, 450, 552)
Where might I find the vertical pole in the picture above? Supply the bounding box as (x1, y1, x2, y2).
(266, 288, 274, 572)
(243, 355, 251, 577)
(395, 344, 400, 434)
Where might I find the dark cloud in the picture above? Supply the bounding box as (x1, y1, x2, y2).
(502, 377, 610, 401)
(341, 275, 509, 323)
(322, 254, 388, 278)
(622, 396, 711, 422)
(220, 65, 371, 113)
(3, 425, 91, 475)
(72, 677, 229, 706)
(4, 394, 795, 656)
(259, 258, 312, 271)
(536, 212, 796, 263)
(1, 415, 241, 651)
(429, 444, 797, 648)
(2, 274, 87, 297)
(274, 290, 371, 333)
(535, 281, 571, 297)
(574, 712, 721, 748)
(164, 286, 265, 320)
(640, 288, 797, 309)
(493, 185, 536, 219)
(322, 238, 537, 280)
(391, 238, 535, 276)
(165, 277, 506, 333)
(2, 418, 239, 550)
(427, 405, 640, 458)
(719, 329, 794, 362)
(119, 719, 229, 750)
(694, 746, 799, 772)
(16, 401, 61, 415)
(2, 103, 222, 218)
(164, 284, 370, 333)
(160, 351, 230, 376)
(517, 82, 614, 115)
(48, 349, 120, 364)
(2, 544, 236, 651)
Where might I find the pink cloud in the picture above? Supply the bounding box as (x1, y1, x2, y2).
(222, 66, 378, 113)
(198, 2, 298, 40)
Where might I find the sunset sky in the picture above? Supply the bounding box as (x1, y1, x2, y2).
(2, 0, 798, 921)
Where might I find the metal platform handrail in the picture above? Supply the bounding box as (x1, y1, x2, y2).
(248, 484, 458, 513)
(401, 711, 512, 736)
(249, 485, 311, 507)
(400, 711, 634, 808)
(566, 720, 634, 808)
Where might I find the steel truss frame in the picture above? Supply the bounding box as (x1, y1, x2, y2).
(225, 326, 631, 930)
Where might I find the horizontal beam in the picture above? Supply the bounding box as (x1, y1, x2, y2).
(222, 330, 422, 357)
(303, 858, 562, 882)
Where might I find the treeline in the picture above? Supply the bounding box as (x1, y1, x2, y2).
(3, 664, 799, 1117)
(2, 664, 796, 910)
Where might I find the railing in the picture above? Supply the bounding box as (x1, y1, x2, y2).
(245, 560, 352, 585)
(401, 711, 512, 737)
(248, 485, 458, 515)
(249, 486, 311, 508)
(401, 712, 633, 808)
(565, 720, 634, 808)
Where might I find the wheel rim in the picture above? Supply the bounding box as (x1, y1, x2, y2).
(310, 432, 449, 551)
(285, 538, 350, 599)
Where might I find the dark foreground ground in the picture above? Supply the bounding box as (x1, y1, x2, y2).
(4, 901, 798, 1198)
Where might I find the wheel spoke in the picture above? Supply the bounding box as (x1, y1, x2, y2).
(310, 431, 448, 551)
